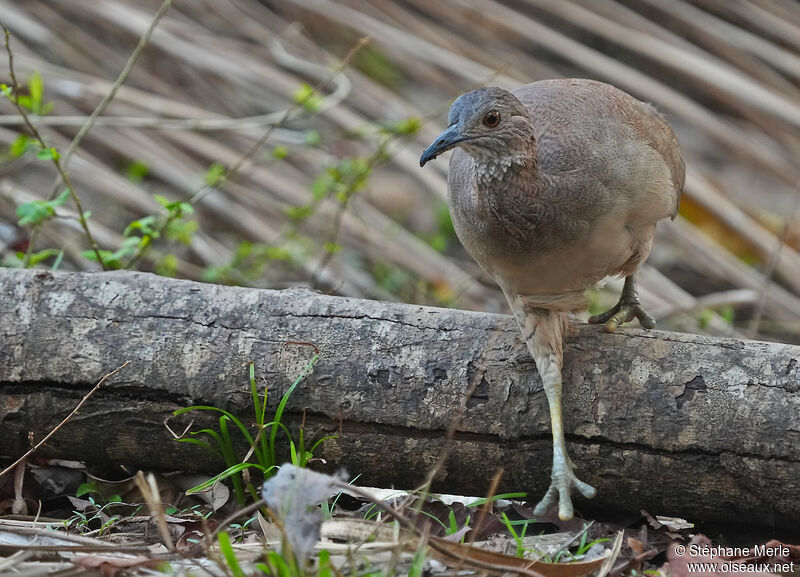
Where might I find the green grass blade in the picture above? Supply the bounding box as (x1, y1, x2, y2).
(186, 462, 277, 494)
(217, 531, 246, 577)
(173, 437, 222, 459)
(269, 354, 318, 463)
(265, 550, 293, 577)
(318, 549, 333, 577)
(173, 406, 256, 446)
(465, 492, 528, 507)
(409, 541, 428, 577)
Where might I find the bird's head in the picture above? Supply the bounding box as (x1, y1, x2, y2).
(419, 87, 532, 168)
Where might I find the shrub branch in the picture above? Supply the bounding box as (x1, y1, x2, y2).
(2, 26, 107, 268)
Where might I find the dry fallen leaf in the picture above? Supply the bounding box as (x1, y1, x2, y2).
(261, 464, 346, 560)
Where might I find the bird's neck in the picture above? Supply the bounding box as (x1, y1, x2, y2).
(471, 138, 546, 246)
(475, 137, 542, 193)
(473, 137, 540, 189)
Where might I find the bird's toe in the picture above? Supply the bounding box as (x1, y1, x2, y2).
(534, 471, 596, 521)
(633, 304, 657, 329)
(588, 304, 620, 325)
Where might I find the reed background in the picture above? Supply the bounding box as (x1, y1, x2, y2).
(2, 0, 799, 344)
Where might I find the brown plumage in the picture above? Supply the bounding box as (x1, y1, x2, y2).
(420, 79, 684, 520)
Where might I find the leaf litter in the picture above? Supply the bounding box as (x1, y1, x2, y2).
(3, 461, 800, 576)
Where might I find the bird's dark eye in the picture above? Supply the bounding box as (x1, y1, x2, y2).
(483, 110, 501, 127)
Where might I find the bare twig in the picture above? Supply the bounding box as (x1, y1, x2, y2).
(0, 360, 131, 481)
(335, 482, 546, 577)
(468, 469, 503, 546)
(134, 471, 175, 551)
(189, 36, 370, 206)
(61, 0, 174, 166)
(748, 186, 800, 337)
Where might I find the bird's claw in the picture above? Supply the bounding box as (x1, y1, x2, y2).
(533, 467, 597, 521)
(588, 300, 655, 332)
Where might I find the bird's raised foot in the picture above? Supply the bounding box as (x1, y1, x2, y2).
(588, 275, 656, 333)
(588, 300, 656, 333)
(533, 467, 597, 521)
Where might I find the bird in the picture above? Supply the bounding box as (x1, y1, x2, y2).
(419, 79, 684, 520)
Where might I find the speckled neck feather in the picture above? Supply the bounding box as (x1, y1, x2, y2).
(472, 136, 537, 187)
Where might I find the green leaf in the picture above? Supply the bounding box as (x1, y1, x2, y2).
(428, 233, 447, 253)
(391, 116, 422, 135)
(35, 147, 60, 161)
(311, 175, 332, 199)
(292, 82, 322, 112)
(263, 551, 293, 577)
(153, 194, 171, 209)
(204, 162, 226, 187)
(0, 84, 12, 98)
(123, 215, 158, 238)
(201, 265, 224, 283)
(234, 241, 253, 261)
(27, 248, 61, 266)
(165, 219, 198, 244)
(81, 237, 139, 269)
(16, 94, 32, 111)
(75, 482, 98, 498)
(436, 202, 457, 238)
(264, 246, 290, 261)
(125, 160, 150, 183)
(272, 145, 288, 160)
(720, 305, 735, 325)
(51, 189, 71, 207)
(9, 134, 31, 158)
(17, 201, 53, 226)
(303, 129, 321, 147)
(155, 253, 178, 277)
(285, 204, 313, 222)
(323, 241, 341, 254)
(82, 249, 113, 264)
(29, 73, 43, 108)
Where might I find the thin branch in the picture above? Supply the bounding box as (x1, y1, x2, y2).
(311, 137, 391, 286)
(334, 482, 547, 577)
(7, 0, 173, 268)
(2, 26, 107, 269)
(61, 0, 174, 167)
(190, 35, 371, 206)
(0, 360, 131, 481)
(124, 36, 370, 270)
(747, 185, 800, 338)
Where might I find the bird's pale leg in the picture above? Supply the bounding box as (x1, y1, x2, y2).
(533, 351, 597, 520)
(588, 275, 656, 333)
(508, 300, 597, 520)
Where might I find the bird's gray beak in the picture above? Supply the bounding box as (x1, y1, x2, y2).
(420, 123, 463, 167)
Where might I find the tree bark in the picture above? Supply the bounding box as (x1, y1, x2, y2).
(1, 268, 798, 528)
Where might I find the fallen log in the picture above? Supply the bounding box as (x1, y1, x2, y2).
(1, 268, 798, 528)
